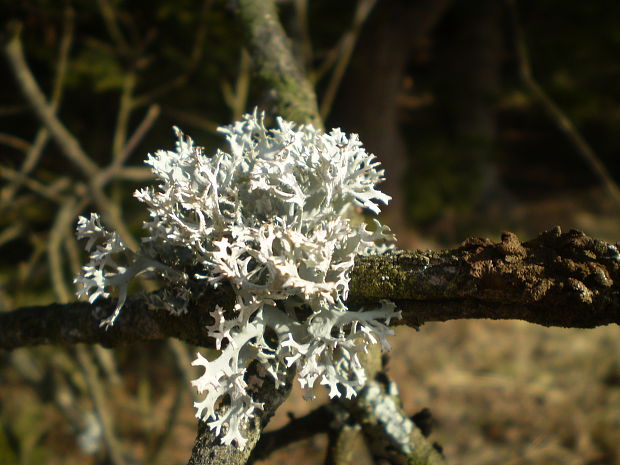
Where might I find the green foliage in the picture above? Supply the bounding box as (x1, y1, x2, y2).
(68, 42, 125, 92)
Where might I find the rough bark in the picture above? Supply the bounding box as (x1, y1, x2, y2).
(3, 227, 619, 353)
(0, 284, 234, 350)
(236, 0, 322, 128)
(349, 226, 620, 329)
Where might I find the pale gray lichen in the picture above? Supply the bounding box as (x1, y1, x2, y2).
(74, 110, 400, 447)
(364, 381, 414, 454)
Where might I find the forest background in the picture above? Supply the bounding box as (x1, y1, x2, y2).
(2, 0, 620, 464)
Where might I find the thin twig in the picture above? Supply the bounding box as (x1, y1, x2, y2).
(222, 49, 251, 121)
(45, 193, 130, 465)
(4, 27, 100, 178)
(162, 106, 220, 133)
(148, 380, 186, 465)
(75, 345, 129, 465)
(120, 104, 160, 163)
(132, 0, 211, 108)
(112, 71, 137, 165)
(4, 26, 139, 248)
(48, 199, 86, 302)
(2, 7, 74, 204)
(116, 166, 155, 182)
(507, 0, 620, 208)
(96, 0, 130, 55)
(0, 224, 22, 248)
(249, 405, 333, 463)
(0, 133, 31, 152)
(319, 0, 377, 120)
(293, 0, 313, 71)
(0, 104, 28, 116)
(0, 166, 67, 203)
(167, 339, 202, 403)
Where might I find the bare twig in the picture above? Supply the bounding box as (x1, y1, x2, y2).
(120, 103, 160, 163)
(75, 345, 129, 465)
(148, 380, 186, 465)
(507, 0, 620, 208)
(0, 166, 67, 203)
(4, 28, 100, 178)
(96, 0, 130, 55)
(4, 25, 139, 250)
(0, 133, 31, 152)
(48, 199, 84, 302)
(319, 0, 377, 120)
(116, 166, 155, 182)
(167, 339, 202, 403)
(132, 0, 211, 108)
(249, 405, 333, 463)
(0, 104, 28, 116)
(0, 224, 22, 248)
(1, 7, 74, 204)
(293, 0, 313, 71)
(162, 106, 220, 133)
(222, 48, 251, 121)
(111, 71, 137, 165)
(45, 194, 130, 465)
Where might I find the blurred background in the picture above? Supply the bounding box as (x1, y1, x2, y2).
(1, 0, 620, 464)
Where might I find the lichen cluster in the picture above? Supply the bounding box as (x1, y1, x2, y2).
(75, 111, 399, 447)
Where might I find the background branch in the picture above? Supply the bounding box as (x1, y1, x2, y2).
(237, 0, 322, 128)
(507, 0, 620, 209)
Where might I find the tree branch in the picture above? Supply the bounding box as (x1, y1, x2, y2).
(0, 286, 234, 351)
(507, 0, 620, 209)
(237, 0, 322, 128)
(349, 226, 620, 329)
(248, 405, 333, 463)
(187, 366, 296, 465)
(3, 227, 619, 353)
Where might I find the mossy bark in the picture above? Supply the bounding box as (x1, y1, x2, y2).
(4, 228, 620, 349)
(237, 0, 322, 128)
(349, 227, 620, 329)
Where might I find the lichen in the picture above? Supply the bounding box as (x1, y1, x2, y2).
(74, 110, 400, 447)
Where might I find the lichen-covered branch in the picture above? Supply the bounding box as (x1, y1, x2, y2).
(237, 0, 322, 128)
(2, 227, 619, 353)
(345, 377, 446, 465)
(349, 226, 620, 329)
(186, 367, 296, 465)
(0, 286, 234, 351)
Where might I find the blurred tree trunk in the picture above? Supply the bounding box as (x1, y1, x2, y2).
(331, 0, 451, 246)
(432, 0, 504, 214)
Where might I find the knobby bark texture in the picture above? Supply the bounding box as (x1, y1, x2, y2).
(3, 227, 619, 353)
(350, 226, 620, 329)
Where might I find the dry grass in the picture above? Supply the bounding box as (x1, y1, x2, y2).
(258, 320, 620, 465)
